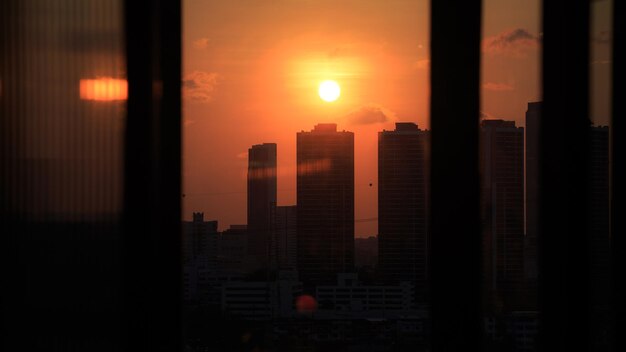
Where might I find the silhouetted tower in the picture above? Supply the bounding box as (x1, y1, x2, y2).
(270, 204, 297, 270)
(297, 123, 354, 288)
(480, 120, 525, 312)
(378, 122, 429, 303)
(525, 102, 541, 282)
(182, 212, 218, 262)
(247, 143, 277, 270)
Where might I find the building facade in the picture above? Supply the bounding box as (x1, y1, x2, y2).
(247, 143, 277, 270)
(315, 273, 417, 316)
(525, 102, 541, 283)
(271, 204, 297, 270)
(182, 213, 219, 305)
(378, 122, 429, 303)
(297, 123, 354, 288)
(221, 270, 302, 320)
(480, 120, 525, 312)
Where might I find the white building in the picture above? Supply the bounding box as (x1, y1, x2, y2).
(221, 270, 302, 320)
(315, 273, 417, 318)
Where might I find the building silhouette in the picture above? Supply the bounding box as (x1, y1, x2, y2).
(182, 213, 219, 305)
(480, 120, 525, 312)
(315, 273, 417, 315)
(296, 123, 354, 288)
(270, 204, 297, 270)
(219, 224, 248, 277)
(525, 101, 611, 348)
(525, 102, 541, 283)
(378, 122, 429, 303)
(247, 143, 277, 270)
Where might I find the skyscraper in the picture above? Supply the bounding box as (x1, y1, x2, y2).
(270, 204, 297, 270)
(182, 213, 219, 304)
(480, 120, 525, 312)
(297, 123, 354, 288)
(247, 143, 277, 270)
(378, 122, 429, 302)
(525, 102, 541, 282)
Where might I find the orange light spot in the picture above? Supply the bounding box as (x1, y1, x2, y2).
(80, 78, 127, 101)
(296, 294, 317, 314)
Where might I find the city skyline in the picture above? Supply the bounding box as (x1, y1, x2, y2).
(182, 0, 612, 236)
(193, 115, 611, 237)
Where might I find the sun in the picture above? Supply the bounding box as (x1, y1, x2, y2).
(318, 80, 340, 102)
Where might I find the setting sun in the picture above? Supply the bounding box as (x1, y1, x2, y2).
(318, 80, 340, 102)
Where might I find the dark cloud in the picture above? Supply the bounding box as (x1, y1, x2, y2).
(480, 111, 494, 120)
(182, 80, 198, 89)
(483, 28, 539, 57)
(346, 104, 397, 125)
(182, 71, 219, 103)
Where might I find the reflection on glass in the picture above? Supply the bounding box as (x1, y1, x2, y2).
(80, 78, 128, 101)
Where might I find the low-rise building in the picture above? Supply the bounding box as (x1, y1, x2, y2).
(315, 273, 417, 318)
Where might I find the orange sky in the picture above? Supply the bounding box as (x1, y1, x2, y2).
(182, 0, 612, 236)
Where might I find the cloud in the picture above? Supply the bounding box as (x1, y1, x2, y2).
(413, 59, 430, 70)
(345, 104, 397, 125)
(483, 28, 539, 57)
(482, 82, 514, 91)
(480, 111, 495, 120)
(182, 71, 219, 102)
(193, 38, 209, 49)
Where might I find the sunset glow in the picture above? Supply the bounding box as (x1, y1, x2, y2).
(80, 78, 127, 101)
(318, 80, 341, 102)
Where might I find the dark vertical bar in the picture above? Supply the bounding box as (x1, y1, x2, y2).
(123, 0, 182, 351)
(611, 0, 624, 350)
(539, 1, 591, 351)
(429, 1, 482, 351)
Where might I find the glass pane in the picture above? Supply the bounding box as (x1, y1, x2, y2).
(1, 0, 126, 349)
(481, 0, 541, 350)
(589, 0, 613, 349)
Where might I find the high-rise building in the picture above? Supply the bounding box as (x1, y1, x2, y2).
(182, 213, 219, 304)
(247, 143, 277, 270)
(525, 102, 541, 282)
(378, 122, 429, 302)
(271, 204, 297, 270)
(297, 123, 354, 288)
(219, 224, 248, 276)
(182, 212, 218, 263)
(480, 120, 525, 312)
